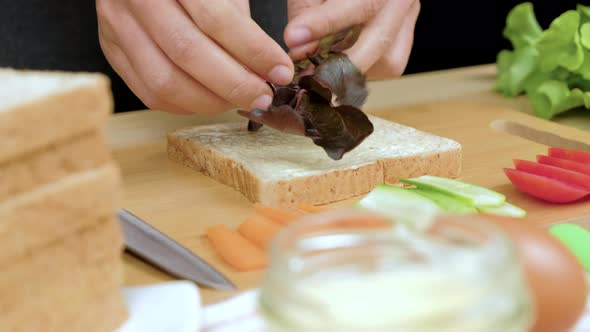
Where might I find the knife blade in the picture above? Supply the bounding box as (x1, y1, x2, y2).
(490, 119, 590, 152)
(117, 209, 236, 291)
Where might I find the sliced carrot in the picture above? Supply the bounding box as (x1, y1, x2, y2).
(254, 204, 303, 225)
(327, 215, 390, 229)
(302, 215, 391, 233)
(238, 215, 282, 250)
(296, 203, 326, 213)
(207, 225, 267, 271)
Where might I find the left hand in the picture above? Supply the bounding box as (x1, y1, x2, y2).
(285, 0, 421, 80)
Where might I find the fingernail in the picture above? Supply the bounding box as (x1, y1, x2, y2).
(268, 65, 293, 85)
(251, 94, 273, 110)
(288, 27, 311, 46)
(288, 44, 313, 61)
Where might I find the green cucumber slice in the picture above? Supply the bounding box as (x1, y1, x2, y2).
(356, 184, 442, 229)
(399, 176, 506, 207)
(411, 188, 477, 214)
(477, 202, 527, 218)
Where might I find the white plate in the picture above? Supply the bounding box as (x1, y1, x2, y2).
(116, 281, 202, 332)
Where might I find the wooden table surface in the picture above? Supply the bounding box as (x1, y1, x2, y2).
(107, 64, 590, 304)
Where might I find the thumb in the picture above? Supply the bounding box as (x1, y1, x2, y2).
(287, 0, 324, 20)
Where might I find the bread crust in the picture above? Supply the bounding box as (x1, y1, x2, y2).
(0, 130, 112, 203)
(0, 163, 122, 266)
(1, 217, 127, 332)
(0, 73, 112, 164)
(167, 136, 262, 202)
(382, 149, 462, 183)
(0, 69, 126, 331)
(167, 120, 462, 207)
(64, 288, 128, 332)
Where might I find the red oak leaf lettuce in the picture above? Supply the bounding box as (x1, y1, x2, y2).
(237, 26, 372, 160)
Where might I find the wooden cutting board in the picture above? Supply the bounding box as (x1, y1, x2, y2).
(111, 98, 590, 304)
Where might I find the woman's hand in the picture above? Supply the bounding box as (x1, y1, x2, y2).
(96, 0, 294, 114)
(286, 0, 421, 80)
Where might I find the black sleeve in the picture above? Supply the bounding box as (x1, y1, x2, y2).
(250, 0, 288, 51)
(0, 0, 582, 113)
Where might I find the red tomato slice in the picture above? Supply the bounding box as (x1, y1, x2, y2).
(503, 168, 590, 203)
(537, 155, 590, 176)
(549, 147, 590, 164)
(513, 159, 590, 190)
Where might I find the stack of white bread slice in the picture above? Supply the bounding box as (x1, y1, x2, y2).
(0, 69, 128, 331)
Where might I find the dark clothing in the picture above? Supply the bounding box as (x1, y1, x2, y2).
(0, 0, 288, 113)
(2, 0, 580, 113)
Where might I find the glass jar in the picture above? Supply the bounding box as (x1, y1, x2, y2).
(258, 210, 534, 332)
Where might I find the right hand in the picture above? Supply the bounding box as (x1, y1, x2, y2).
(285, 0, 421, 80)
(96, 0, 294, 115)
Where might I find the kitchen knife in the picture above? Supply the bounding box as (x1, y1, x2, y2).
(117, 209, 236, 291)
(490, 119, 590, 152)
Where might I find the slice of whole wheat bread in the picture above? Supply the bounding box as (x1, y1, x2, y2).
(167, 116, 462, 206)
(3, 261, 127, 332)
(0, 217, 123, 309)
(1, 217, 127, 332)
(0, 68, 112, 164)
(0, 163, 122, 266)
(0, 130, 112, 203)
(60, 288, 128, 332)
